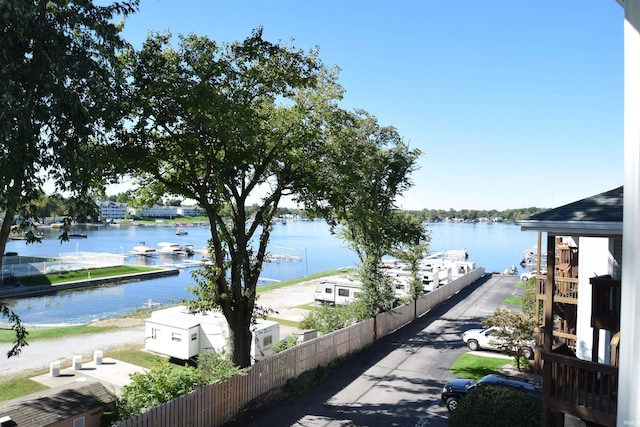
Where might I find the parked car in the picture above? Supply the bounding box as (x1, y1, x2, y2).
(441, 373, 542, 412)
(462, 326, 535, 359)
(520, 270, 546, 282)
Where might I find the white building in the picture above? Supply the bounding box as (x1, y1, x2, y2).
(96, 200, 128, 220)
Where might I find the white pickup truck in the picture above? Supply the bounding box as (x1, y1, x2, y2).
(462, 326, 534, 359)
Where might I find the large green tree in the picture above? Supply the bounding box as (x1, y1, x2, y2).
(301, 111, 428, 317)
(0, 0, 139, 357)
(119, 29, 342, 367)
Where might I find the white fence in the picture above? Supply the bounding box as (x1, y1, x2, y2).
(116, 267, 486, 427)
(1, 252, 124, 279)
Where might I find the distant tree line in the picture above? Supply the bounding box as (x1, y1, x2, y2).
(407, 207, 547, 222)
(6, 192, 547, 225)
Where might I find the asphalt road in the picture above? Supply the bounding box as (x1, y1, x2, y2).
(228, 273, 521, 427)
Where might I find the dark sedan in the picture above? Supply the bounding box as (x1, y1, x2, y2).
(441, 374, 541, 412)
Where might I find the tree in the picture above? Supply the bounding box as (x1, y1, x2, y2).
(392, 228, 431, 317)
(301, 111, 427, 317)
(0, 0, 139, 358)
(119, 29, 341, 367)
(483, 308, 536, 371)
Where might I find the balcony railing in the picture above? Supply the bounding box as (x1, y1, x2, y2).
(542, 351, 618, 427)
(537, 276, 579, 304)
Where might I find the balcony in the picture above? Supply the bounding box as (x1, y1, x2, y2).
(542, 351, 618, 426)
(537, 276, 579, 304)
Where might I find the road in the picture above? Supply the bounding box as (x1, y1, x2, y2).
(229, 273, 521, 427)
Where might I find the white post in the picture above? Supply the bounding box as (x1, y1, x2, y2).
(94, 350, 103, 365)
(72, 355, 83, 370)
(620, 1, 640, 424)
(49, 361, 60, 377)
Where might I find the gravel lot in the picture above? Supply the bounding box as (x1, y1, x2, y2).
(0, 277, 329, 378)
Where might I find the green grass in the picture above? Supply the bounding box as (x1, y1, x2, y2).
(18, 265, 163, 287)
(0, 376, 49, 401)
(504, 296, 522, 306)
(107, 345, 166, 369)
(449, 353, 511, 379)
(0, 324, 120, 343)
(515, 283, 526, 289)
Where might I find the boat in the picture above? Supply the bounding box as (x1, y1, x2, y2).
(69, 233, 87, 238)
(158, 242, 194, 257)
(175, 228, 188, 236)
(132, 242, 157, 256)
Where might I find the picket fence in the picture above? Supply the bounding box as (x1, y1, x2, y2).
(116, 267, 486, 427)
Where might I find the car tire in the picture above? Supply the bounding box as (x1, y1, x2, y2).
(446, 397, 459, 412)
(522, 346, 534, 360)
(467, 339, 479, 351)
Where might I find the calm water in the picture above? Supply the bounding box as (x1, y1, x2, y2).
(2, 220, 538, 325)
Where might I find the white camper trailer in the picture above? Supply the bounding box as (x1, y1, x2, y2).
(314, 278, 362, 305)
(145, 305, 279, 362)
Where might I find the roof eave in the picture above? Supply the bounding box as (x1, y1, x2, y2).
(516, 220, 623, 236)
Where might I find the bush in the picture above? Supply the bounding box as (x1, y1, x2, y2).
(448, 386, 541, 427)
(273, 334, 298, 353)
(299, 301, 368, 334)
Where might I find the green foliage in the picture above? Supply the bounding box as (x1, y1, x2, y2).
(0, 304, 28, 358)
(521, 277, 538, 320)
(272, 335, 299, 353)
(196, 350, 245, 383)
(483, 308, 536, 371)
(117, 360, 201, 420)
(300, 301, 368, 335)
(120, 28, 340, 368)
(0, 0, 139, 358)
(392, 234, 431, 300)
(116, 351, 243, 420)
(448, 386, 541, 427)
(299, 111, 427, 317)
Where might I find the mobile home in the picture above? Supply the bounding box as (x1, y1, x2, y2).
(145, 305, 279, 362)
(314, 278, 362, 305)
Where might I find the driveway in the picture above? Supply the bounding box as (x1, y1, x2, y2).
(229, 274, 521, 427)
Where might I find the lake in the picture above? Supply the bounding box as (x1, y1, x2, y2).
(2, 220, 538, 325)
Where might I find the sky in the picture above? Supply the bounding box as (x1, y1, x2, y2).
(111, 0, 624, 211)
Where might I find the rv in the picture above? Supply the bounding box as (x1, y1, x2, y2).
(145, 305, 279, 362)
(314, 278, 362, 305)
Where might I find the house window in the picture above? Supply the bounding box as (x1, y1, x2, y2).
(191, 332, 197, 341)
(263, 335, 273, 348)
(338, 289, 349, 297)
(395, 284, 405, 290)
(73, 417, 85, 427)
(151, 328, 159, 339)
(172, 332, 182, 342)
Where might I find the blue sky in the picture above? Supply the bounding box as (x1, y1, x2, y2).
(116, 0, 624, 211)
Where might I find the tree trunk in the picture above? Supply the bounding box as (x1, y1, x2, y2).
(0, 206, 16, 272)
(227, 307, 253, 368)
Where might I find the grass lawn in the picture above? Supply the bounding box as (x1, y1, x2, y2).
(107, 344, 166, 369)
(0, 324, 121, 343)
(18, 265, 163, 287)
(0, 376, 49, 402)
(449, 353, 511, 379)
(504, 296, 522, 306)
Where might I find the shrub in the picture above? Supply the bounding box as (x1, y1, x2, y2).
(448, 386, 541, 427)
(273, 334, 299, 353)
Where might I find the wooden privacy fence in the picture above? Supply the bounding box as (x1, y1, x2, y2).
(116, 267, 486, 427)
